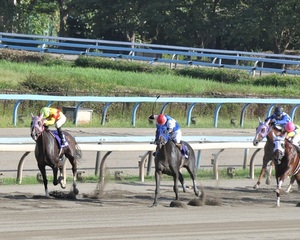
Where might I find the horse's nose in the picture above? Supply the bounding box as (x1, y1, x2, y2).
(253, 140, 259, 146)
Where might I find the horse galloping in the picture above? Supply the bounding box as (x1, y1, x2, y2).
(252, 118, 284, 189)
(30, 114, 82, 197)
(273, 135, 300, 207)
(152, 125, 201, 206)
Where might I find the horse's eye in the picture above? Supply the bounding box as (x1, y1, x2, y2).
(261, 129, 265, 133)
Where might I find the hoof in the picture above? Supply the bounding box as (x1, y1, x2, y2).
(73, 188, 79, 195)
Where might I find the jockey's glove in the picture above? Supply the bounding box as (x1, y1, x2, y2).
(167, 128, 173, 133)
(163, 130, 169, 135)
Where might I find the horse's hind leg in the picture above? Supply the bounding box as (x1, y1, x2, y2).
(70, 159, 79, 195)
(178, 171, 187, 193)
(186, 166, 201, 197)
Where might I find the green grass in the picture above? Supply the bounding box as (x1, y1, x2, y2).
(0, 60, 300, 97)
(0, 168, 266, 186)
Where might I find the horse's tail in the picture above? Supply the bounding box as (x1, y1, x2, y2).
(75, 143, 82, 161)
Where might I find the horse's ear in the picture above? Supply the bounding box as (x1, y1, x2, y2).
(283, 132, 287, 139)
(40, 113, 44, 119)
(272, 132, 276, 139)
(31, 113, 34, 118)
(258, 117, 261, 123)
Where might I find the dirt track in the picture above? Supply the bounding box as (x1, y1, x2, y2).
(1, 178, 300, 240)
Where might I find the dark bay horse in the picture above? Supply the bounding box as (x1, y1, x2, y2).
(252, 118, 284, 189)
(152, 125, 201, 206)
(273, 135, 300, 207)
(30, 114, 82, 197)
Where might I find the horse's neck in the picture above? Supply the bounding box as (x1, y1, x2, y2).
(164, 140, 178, 154)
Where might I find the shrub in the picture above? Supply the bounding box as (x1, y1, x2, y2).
(253, 74, 300, 87)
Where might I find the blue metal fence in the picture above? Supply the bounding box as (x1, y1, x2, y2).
(2, 94, 300, 127)
(1, 32, 300, 76)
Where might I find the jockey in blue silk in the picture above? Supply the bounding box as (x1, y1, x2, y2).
(151, 113, 189, 159)
(264, 106, 291, 126)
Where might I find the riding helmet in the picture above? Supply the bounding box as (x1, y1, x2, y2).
(40, 107, 50, 118)
(274, 106, 283, 116)
(285, 122, 295, 132)
(156, 114, 167, 125)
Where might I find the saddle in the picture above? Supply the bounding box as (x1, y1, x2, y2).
(49, 130, 69, 149)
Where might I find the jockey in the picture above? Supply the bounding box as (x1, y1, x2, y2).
(265, 106, 291, 127)
(150, 113, 189, 159)
(39, 107, 67, 146)
(285, 122, 300, 146)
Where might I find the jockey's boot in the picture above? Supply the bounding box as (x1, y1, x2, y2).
(57, 127, 66, 146)
(175, 143, 182, 150)
(177, 143, 189, 159)
(175, 143, 189, 159)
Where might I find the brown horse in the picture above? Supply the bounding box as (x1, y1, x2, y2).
(152, 125, 201, 206)
(30, 114, 82, 197)
(252, 118, 284, 189)
(273, 135, 300, 207)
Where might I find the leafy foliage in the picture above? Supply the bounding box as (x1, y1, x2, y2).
(1, 1, 300, 53)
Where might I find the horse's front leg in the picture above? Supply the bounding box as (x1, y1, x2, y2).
(275, 177, 283, 207)
(172, 173, 179, 201)
(152, 170, 162, 207)
(265, 161, 274, 185)
(38, 165, 49, 197)
(52, 166, 59, 186)
(254, 167, 266, 189)
(58, 165, 66, 189)
(286, 175, 295, 193)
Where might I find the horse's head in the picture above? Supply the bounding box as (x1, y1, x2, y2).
(253, 117, 285, 146)
(30, 113, 45, 141)
(253, 118, 271, 146)
(273, 134, 286, 164)
(155, 125, 170, 149)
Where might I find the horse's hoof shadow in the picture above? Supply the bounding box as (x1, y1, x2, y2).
(49, 190, 77, 200)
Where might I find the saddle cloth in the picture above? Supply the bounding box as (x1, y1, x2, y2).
(50, 130, 69, 148)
